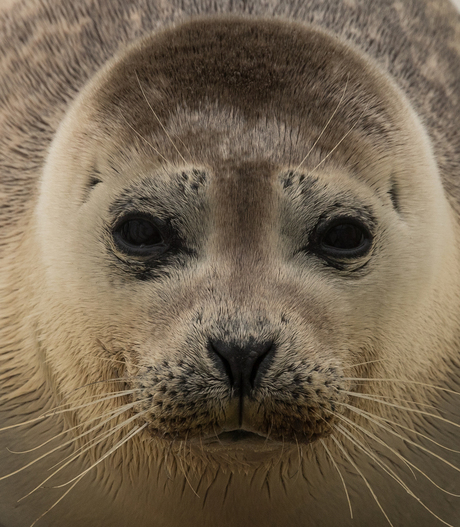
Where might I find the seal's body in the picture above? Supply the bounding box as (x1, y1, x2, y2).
(1, 1, 460, 526)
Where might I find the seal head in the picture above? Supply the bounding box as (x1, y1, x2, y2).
(35, 17, 459, 469)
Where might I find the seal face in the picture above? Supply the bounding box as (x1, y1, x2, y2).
(39, 16, 449, 448)
(2, 5, 460, 527)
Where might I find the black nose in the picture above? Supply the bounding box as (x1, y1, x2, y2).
(208, 338, 274, 396)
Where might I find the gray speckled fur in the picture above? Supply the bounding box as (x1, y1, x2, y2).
(1, 0, 460, 232)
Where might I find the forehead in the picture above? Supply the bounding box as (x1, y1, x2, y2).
(84, 17, 400, 172)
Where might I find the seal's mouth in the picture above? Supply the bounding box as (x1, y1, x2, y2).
(217, 430, 267, 443)
(194, 428, 279, 455)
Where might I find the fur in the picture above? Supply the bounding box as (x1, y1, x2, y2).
(1, 2, 460, 527)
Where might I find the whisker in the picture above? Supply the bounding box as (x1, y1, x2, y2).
(7, 384, 137, 429)
(7, 404, 128, 455)
(264, 418, 274, 445)
(119, 112, 169, 163)
(0, 413, 66, 434)
(38, 390, 138, 418)
(276, 436, 286, 466)
(331, 434, 394, 526)
(308, 103, 369, 176)
(212, 425, 223, 446)
(335, 416, 458, 526)
(289, 435, 303, 480)
(341, 404, 460, 492)
(29, 472, 87, 527)
(19, 406, 149, 501)
(341, 390, 460, 430)
(135, 71, 191, 164)
(59, 377, 136, 399)
(320, 438, 353, 519)
(53, 423, 148, 488)
(343, 390, 437, 410)
(18, 402, 147, 502)
(163, 441, 173, 481)
(176, 433, 200, 498)
(47, 401, 142, 471)
(334, 416, 411, 489)
(342, 401, 460, 454)
(0, 405, 127, 482)
(335, 422, 413, 492)
(29, 424, 147, 527)
(292, 73, 349, 175)
(343, 378, 460, 397)
(48, 387, 138, 414)
(335, 411, 418, 482)
(334, 423, 455, 527)
(342, 359, 389, 370)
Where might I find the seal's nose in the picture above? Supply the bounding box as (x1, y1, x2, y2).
(208, 338, 274, 396)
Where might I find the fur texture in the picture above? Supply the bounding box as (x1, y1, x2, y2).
(1, 2, 460, 527)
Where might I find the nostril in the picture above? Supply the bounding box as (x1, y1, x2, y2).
(209, 341, 235, 386)
(249, 343, 272, 389)
(208, 338, 275, 395)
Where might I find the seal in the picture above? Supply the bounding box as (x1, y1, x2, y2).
(1, 1, 460, 526)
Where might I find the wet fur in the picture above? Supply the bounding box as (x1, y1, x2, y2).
(1, 1, 460, 527)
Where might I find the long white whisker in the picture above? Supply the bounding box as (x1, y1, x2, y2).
(343, 378, 460, 397)
(135, 71, 190, 164)
(335, 423, 413, 491)
(320, 438, 353, 518)
(176, 433, 200, 498)
(7, 404, 129, 455)
(308, 103, 369, 176)
(29, 472, 87, 527)
(331, 434, 394, 526)
(47, 401, 142, 470)
(63, 378, 134, 396)
(289, 435, 303, 480)
(18, 403, 149, 501)
(53, 423, 148, 488)
(28, 424, 147, 527)
(0, 401, 136, 482)
(341, 404, 460, 491)
(343, 359, 389, 370)
(342, 401, 460, 454)
(344, 390, 437, 410)
(292, 74, 349, 175)
(0, 390, 138, 434)
(334, 423, 456, 526)
(341, 390, 460, 429)
(335, 416, 457, 526)
(119, 112, 169, 163)
(39, 390, 138, 417)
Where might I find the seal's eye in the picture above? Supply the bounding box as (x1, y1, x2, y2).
(316, 217, 372, 260)
(323, 223, 364, 250)
(118, 219, 162, 246)
(112, 216, 170, 257)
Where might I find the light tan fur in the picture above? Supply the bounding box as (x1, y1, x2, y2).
(2, 3, 460, 527)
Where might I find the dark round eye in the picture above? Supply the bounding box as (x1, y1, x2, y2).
(317, 218, 372, 259)
(118, 219, 162, 246)
(112, 216, 170, 257)
(323, 223, 364, 249)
